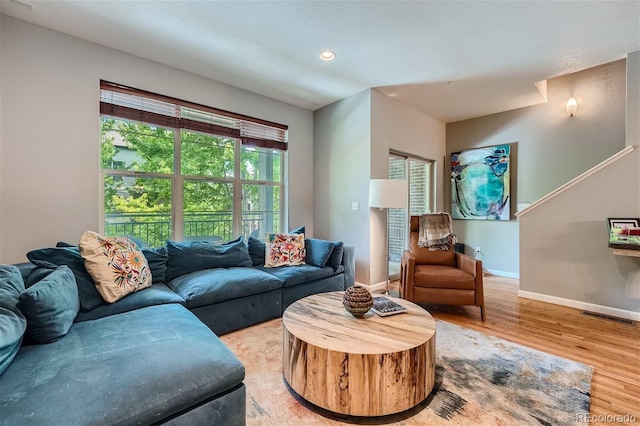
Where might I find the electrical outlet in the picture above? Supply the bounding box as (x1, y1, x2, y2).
(475, 247, 481, 254)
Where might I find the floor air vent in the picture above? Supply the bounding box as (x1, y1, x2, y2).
(582, 311, 635, 325)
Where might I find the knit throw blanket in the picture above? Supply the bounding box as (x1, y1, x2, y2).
(418, 213, 456, 251)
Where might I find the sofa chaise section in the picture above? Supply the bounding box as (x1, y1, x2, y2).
(0, 304, 245, 426)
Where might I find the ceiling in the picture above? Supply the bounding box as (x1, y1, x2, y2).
(2, 0, 639, 123)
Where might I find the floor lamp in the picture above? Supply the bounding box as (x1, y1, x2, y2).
(368, 179, 408, 295)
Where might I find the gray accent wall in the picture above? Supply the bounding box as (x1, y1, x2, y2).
(0, 16, 314, 263)
(519, 148, 639, 314)
(0, 13, 3, 260)
(314, 89, 445, 285)
(314, 89, 373, 284)
(446, 59, 627, 276)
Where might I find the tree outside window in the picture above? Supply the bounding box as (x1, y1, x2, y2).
(101, 118, 283, 247)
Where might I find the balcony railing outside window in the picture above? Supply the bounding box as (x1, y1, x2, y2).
(105, 211, 278, 248)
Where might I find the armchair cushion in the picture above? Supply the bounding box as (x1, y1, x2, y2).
(413, 265, 476, 290)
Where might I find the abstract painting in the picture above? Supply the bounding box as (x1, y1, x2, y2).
(451, 145, 510, 220)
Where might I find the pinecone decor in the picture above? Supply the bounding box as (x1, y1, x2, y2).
(343, 286, 373, 317)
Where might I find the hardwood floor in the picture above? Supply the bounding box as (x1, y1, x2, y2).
(390, 275, 640, 425)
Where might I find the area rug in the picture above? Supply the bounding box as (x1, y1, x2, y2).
(220, 319, 593, 425)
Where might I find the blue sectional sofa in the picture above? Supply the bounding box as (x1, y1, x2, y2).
(0, 236, 355, 425)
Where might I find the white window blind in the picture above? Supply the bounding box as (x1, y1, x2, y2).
(100, 80, 288, 150)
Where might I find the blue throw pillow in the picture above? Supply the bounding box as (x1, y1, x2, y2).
(326, 241, 345, 270)
(27, 246, 105, 312)
(0, 265, 26, 313)
(305, 238, 335, 268)
(290, 226, 305, 235)
(0, 265, 27, 376)
(55, 241, 76, 247)
(248, 237, 266, 266)
(166, 236, 252, 281)
(142, 247, 169, 284)
(18, 266, 80, 344)
(25, 267, 55, 288)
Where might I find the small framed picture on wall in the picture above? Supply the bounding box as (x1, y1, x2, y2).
(607, 217, 640, 245)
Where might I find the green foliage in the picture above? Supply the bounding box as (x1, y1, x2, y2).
(182, 131, 234, 178)
(111, 191, 169, 214)
(118, 121, 174, 174)
(101, 118, 282, 246)
(100, 121, 119, 169)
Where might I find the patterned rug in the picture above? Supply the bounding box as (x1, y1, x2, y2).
(220, 318, 593, 425)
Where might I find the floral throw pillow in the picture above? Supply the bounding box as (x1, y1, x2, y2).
(79, 231, 152, 303)
(265, 233, 306, 267)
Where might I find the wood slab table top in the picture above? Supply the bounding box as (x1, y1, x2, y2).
(282, 291, 436, 416)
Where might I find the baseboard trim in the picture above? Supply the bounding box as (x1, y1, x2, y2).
(518, 290, 640, 322)
(484, 269, 519, 279)
(357, 281, 387, 294)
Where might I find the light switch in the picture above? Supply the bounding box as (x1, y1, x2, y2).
(351, 202, 359, 211)
(517, 202, 531, 211)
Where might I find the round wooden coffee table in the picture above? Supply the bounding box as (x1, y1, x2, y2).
(282, 291, 436, 417)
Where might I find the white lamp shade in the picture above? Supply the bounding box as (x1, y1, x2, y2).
(368, 179, 408, 208)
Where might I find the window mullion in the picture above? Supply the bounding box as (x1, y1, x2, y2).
(174, 131, 183, 241)
(280, 152, 285, 234)
(233, 139, 242, 238)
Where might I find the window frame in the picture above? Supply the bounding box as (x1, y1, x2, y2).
(99, 83, 286, 246)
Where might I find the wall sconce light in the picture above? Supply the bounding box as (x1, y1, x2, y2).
(566, 97, 578, 117)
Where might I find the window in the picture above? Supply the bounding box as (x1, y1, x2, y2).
(100, 81, 287, 247)
(388, 152, 434, 279)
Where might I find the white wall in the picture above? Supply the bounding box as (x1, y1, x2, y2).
(0, 12, 3, 260)
(447, 59, 627, 276)
(0, 15, 314, 263)
(314, 89, 445, 285)
(369, 90, 445, 286)
(314, 90, 372, 284)
(519, 149, 639, 317)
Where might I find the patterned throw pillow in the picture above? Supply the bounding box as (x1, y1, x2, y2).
(78, 231, 152, 303)
(265, 233, 306, 267)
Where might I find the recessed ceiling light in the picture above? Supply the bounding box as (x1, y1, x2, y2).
(320, 50, 336, 61)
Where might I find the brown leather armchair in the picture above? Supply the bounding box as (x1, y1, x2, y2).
(400, 216, 485, 320)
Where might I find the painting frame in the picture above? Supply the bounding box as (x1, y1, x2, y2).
(451, 144, 511, 221)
